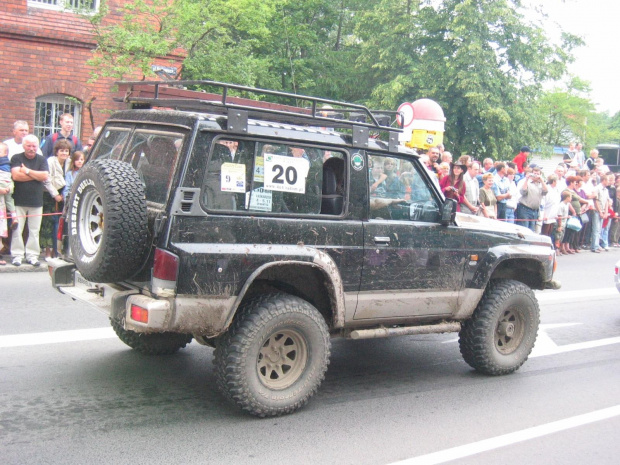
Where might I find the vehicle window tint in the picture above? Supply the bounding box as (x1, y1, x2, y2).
(202, 138, 345, 216)
(369, 154, 440, 222)
(124, 131, 183, 205)
(89, 128, 130, 161)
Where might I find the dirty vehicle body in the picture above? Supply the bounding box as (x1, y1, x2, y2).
(50, 81, 559, 417)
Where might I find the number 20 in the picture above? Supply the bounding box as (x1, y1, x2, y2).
(271, 165, 298, 185)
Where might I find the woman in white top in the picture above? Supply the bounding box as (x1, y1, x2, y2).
(40, 139, 70, 260)
(541, 174, 561, 245)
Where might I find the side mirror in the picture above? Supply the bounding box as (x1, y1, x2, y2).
(441, 198, 457, 226)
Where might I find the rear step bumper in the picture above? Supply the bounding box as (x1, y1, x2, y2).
(48, 258, 170, 333)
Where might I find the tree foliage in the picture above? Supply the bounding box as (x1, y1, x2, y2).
(88, 0, 617, 157)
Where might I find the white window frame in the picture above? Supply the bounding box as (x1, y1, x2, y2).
(34, 94, 82, 142)
(28, 0, 100, 13)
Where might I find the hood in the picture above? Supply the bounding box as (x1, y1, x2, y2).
(455, 212, 540, 238)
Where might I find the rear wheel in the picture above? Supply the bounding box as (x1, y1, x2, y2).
(459, 279, 539, 375)
(110, 318, 192, 355)
(214, 293, 330, 417)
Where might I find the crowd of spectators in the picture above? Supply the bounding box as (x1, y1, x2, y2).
(419, 143, 620, 255)
(0, 116, 95, 266)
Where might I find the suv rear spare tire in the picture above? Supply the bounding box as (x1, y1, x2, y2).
(214, 293, 331, 417)
(67, 159, 149, 283)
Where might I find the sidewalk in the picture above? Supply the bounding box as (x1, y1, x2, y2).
(0, 252, 49, 273)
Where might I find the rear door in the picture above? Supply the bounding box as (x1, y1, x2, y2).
(88, 125, 188, 281)
(355, 154, 467, 320)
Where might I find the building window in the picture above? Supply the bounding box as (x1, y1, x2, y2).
(34, 94, 82, 141)
(28, 0, 100, 12)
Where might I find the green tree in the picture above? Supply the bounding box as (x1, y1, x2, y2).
(88, 0, 593, 159)
(88, 0, 279, 85)
(355, 0, 582, 158)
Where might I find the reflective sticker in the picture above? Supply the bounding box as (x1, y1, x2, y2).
(253, 155, 264, 182)
(221, 163, 246, 193)
(351, 152, 365, 171)
(263, 154, 309, 194)
(245, 187, 273, 212)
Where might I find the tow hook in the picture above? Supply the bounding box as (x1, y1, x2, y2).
(86, 286, 105, 297)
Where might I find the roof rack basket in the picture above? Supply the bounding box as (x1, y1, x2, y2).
(115, 80, 403, 136)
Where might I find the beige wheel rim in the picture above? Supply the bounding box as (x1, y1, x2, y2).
(257, 329, 308, 390)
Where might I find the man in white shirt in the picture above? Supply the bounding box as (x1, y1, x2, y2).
(3, 120, 43, 159)
(574, 142, 586, 168)
(462, 161, 481, 215)
(554, 164, 567, 192)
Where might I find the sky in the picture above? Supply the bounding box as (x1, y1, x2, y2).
(536, 0, 620, 115)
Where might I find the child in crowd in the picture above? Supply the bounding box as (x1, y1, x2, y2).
(64, 151, 85, 201)
(0, 142, 17, 265)
(556, 190, 572, 255)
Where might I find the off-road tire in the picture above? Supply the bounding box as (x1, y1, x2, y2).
(459, 279, 539, 375)
(67, 159, 149, 283)
(214, 293, 330, 417)
(110, 318, 192, 355)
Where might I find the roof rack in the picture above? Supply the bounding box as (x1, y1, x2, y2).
(115, 80, 402, 150)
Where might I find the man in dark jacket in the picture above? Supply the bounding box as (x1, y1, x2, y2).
(40, 113, 83, 158)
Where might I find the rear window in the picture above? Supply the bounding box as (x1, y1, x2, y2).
(92, 127, 184, 205)
(200, 137, 345, 216)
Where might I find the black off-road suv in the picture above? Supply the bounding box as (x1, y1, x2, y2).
(50, 80, 559, 417)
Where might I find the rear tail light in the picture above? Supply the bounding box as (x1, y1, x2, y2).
(615, 266, 619, 276)
(153, 248, 179, 282)
(131, 304, 149, 323)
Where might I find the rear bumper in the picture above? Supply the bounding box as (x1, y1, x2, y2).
(49, 258, 234, 335)
(49, 259, 169, 332)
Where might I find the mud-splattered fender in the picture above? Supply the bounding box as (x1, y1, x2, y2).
(466, 243, 555, 290)
(222, 247, 347, 331)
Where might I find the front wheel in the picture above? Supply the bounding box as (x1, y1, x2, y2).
(459, 279, 539, 375)
(214, 293, 330, 417)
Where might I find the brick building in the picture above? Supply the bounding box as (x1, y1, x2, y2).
(0, 0, 182, 144)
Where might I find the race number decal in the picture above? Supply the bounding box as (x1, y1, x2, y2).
(263, 154, 309, 194)
(220, 163, 246, 193)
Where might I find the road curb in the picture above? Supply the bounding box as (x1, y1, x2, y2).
(0, 254, 49, 273)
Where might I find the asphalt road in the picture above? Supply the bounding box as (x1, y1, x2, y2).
(1, 252, 619, 465)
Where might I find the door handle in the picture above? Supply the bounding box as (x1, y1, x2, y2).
(373, 236, 391, 245)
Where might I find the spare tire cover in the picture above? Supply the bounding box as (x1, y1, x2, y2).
(67, 159, 150, 283)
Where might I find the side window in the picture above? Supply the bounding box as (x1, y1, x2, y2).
(369, 154, 440, 222)
(202, 138, 345, 216)
(89, 127, 130, 161)
(123, 131, 184, 205)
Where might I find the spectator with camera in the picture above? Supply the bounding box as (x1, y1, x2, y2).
(516, 164, 547, 231)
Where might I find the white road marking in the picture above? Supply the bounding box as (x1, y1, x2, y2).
(389, 405, 620, 465)
(0, 327, 116, 348)
(443, 323, 620, 357)
(535, 287, 617, 303)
